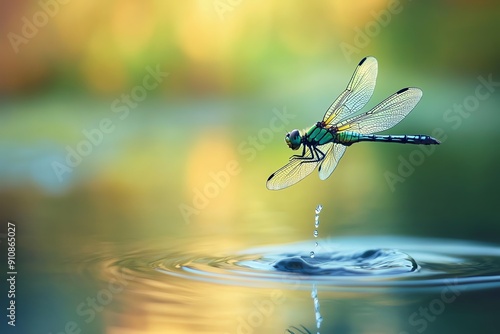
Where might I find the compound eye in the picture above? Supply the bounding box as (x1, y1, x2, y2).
(288, 130, 301, 150)
(284, 132, 292, 147)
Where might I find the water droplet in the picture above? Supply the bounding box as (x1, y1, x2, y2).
(312, 205, 322, 262)
(315, 204, 323, 214)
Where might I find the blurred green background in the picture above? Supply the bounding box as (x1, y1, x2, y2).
(2, 0, 499, 243)
(1, 1, 500, 332)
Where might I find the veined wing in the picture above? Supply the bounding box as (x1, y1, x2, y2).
(318, 143, 347, 180)
(266, 147, 321, 190)
(323, 56, 378, 125)
(335, 87, 423, 135)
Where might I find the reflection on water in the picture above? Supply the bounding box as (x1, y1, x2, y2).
(311, 284, 322, 333)
(62, 235, 500, 334)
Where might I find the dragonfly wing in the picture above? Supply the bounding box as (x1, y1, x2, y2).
(323, 56, 378, 125)
(336, 87, 423, 134)
(266, 147, 321, 190)
(318, 143, 347, 180)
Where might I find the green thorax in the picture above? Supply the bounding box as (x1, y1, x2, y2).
(304, 123, 360, 146)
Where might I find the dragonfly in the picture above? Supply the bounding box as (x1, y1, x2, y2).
(266, 56, 440, 190)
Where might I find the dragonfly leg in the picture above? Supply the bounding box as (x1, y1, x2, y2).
(314, 146, 326, 161)
(286, 325, 312, 334)
(291, 145, 325, 163)
(290, 144, 308, 159)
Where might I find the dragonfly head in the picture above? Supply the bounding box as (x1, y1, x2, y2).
(285, 129, 302, 150)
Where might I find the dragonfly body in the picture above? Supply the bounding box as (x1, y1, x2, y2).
(266, 57, 440, 190)
(304, 122, 438, 148)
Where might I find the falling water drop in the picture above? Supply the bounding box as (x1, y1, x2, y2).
(310, 204, 323, 259)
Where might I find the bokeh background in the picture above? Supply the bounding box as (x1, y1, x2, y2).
(1, 1, 500, 333)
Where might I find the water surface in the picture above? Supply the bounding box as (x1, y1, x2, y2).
(62, 235, 500, 334)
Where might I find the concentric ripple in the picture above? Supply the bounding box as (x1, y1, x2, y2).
(147, 237, 500, 291)
(81, 236, 500, 292)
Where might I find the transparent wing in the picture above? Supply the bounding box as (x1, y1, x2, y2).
(323, 56, 378, 125)
(318, 143, 347, 180)
(335, 87, 423, 135)
(266, 147, 321, 190)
